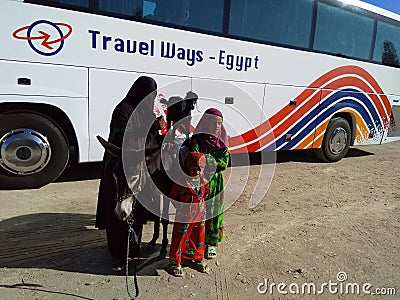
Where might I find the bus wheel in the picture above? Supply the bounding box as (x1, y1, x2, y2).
(0, 113, 69, 189)
(314, 117, 351, 162)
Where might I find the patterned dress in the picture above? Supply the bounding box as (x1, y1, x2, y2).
(190, 137, 230, 246)
(169, 178, 209, 267)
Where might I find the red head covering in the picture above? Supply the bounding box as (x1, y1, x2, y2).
(193, 108, 228, 151)
(183, 152, 206, 175)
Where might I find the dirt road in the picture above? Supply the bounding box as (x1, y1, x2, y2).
(0, 142, 399, 300)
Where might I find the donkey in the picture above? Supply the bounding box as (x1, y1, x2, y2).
(96, 135, 135, 222)
(96, 127, 168, 261)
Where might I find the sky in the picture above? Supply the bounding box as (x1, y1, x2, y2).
(359, 0, 400, 14)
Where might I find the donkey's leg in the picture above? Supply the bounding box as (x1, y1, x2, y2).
(106, 219, 129, 271)
(149, 218, 160, 246)
(159, 192, 171, 258)
(142, 183, 161, 252)
(159, 218, 169, 258)
(149, 193, 163, 246)
(142, 194, 161, 252)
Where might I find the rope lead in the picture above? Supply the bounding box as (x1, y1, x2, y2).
(125, 217, 139, 299)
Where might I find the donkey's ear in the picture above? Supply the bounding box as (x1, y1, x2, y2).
(159, 97, 168, 104)
(96, 135, 121, 157)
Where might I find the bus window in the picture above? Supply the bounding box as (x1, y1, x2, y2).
(144, 0, 224, 33)
(143, 0, 156, 17)
(28, 0, 90, 9)
(187, 0, 224, 33)
(373, 21, 400, 67)
(229, 0, 313, 48)
(314, 2, 374, 60)
(98, 0, 142, 18)
(144, 0, 190, 26)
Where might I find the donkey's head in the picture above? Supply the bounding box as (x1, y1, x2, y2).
(165, 91, 198, 136)
(97, 135, 135, 221)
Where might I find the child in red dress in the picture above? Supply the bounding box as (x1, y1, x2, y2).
(168, 152, 210, 277)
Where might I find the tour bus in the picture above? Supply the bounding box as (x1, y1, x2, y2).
(1, 0, 399, 189)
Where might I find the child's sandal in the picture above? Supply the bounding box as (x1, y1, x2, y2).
(171, 265, 185, 277)
(194, 260, 210, 274)
(205, 245, 217, 259)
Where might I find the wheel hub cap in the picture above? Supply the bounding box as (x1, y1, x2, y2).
(329, 127, 348, 154)
(0, 128, 51, 175)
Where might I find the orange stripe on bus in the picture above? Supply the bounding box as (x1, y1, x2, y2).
(228, 66, 392, 152)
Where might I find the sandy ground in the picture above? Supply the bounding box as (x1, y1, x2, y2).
(0, 142, 399, 300)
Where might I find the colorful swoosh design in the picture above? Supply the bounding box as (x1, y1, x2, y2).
(229, 65, 394, 154)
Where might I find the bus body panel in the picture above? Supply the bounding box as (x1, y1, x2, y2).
(0, 60, 87, 97)
(258, 85, 321, 153)
(382, 95, 400, 143)
(0, 0, 399, 177)
(191, 78, 266, 138)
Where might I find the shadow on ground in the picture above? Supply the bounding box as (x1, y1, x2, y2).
(53, 148, 374, 182)
(230, 147, 374, 166)
(0, 213, 168, 276)
(56, 162, 103, 183)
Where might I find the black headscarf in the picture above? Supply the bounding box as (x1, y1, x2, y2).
(107, 76, 157, 148)
(124, 76, 157, 109)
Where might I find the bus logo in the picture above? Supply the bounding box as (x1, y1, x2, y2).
(13, 20, 72, 56)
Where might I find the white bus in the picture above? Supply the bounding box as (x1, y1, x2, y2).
(1, 0, 399, 189)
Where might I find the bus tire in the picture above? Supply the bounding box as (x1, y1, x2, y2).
(314, 117, 351, 162)
(0, 113, 69, 189)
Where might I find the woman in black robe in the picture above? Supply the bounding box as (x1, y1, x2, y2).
(95, 76, 158, 271)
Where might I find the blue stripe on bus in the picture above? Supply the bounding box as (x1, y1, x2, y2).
(262, 89, 382, 151)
